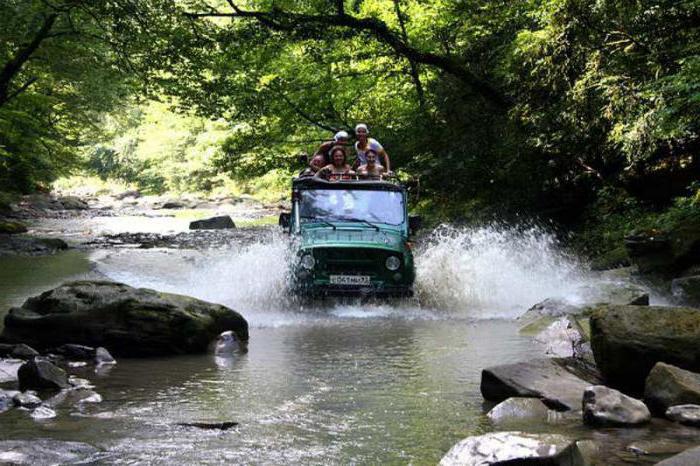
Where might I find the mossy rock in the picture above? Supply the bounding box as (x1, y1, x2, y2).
(0, 220, 27, 234)
(0, 280, 248, 357)
(590, 304, 700, 392)
(590, 246, 630, 271)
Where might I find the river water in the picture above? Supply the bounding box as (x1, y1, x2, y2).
(0, 221, 685, 464)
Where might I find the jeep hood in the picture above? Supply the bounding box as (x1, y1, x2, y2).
(300, 226, 405, 251)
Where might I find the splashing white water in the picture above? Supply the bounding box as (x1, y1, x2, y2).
(95, 224, 647, 324)
(414, 225, 590, 318)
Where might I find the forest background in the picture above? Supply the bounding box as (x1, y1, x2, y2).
(1, 0, 698, 264)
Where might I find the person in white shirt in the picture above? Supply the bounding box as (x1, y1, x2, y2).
(354, 123, 391, 171)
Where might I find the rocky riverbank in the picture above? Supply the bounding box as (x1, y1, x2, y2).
(442, 295, 700, 465)
(0, 190, 286, 255)
(0, 280, 248, 435)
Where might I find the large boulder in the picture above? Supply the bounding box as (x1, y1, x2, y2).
(481, 357, 601, 411)
(582, 385, 650, 426)
(0, 281, 249, 357)
(17, 359, 69, 391)
(625, 216, 700, 276)
(590, 305, 700, 392)
(189, 215, 235, 230)
(644, 362, 700, 413)
(672, 275, 700, 307)
(656, 445, 700, 466)
(439, 432, 581, 466)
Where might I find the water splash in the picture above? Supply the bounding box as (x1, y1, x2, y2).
(414, 224, 590, 318)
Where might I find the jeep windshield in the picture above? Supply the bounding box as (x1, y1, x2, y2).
(299, 189, 405, 226)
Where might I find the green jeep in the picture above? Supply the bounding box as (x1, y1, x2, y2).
(279, 177, 421, 297)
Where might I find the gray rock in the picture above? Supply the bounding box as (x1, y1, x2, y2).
(17, 359, 69, 391)
(189, 215, 236, 230)
(114, 190, 141, 200)
(68, 376, 94, 389)
(486, 397, 553, 425)
(0, 440, 98, 465)
(535, 316, 586, 358)
(53, 344, 96, 361)
(599, 282, 650, 305)
(656, 445, 700, 466)
(582, 385, 651, 426)
(439, 431, 581, 466)
(159, 199, 185, 209)
(10, 344, 39, 360)
(95, 347, 116, 365)
(590, 305, 700, 391)
(0, 236, 68, 256)
(1, 280, 249, 357)
(30, 405, 56, 419)
(672, 275, 700, 307)
(0, 358, 22, 383)
(57, 196, 88, 210)
(625, 218, 700, 276)
(12, 391, 42, 408)
(518, 299, 585, 335)
(481, 357, 601, 411)
(666, 405, 700, 426)
(645, 362, 700, 414)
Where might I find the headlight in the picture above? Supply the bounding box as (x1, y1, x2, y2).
(385, 256, 401, 271)
(300, 254, 315, 270)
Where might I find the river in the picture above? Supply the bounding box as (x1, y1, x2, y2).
(0, 213, 683, 464)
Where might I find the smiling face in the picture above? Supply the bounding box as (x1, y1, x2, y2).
(356, 126, 368, 143)
(310, 155, 325, 171)
(366, 150, 377, 165)
(331, 149, 345, 166)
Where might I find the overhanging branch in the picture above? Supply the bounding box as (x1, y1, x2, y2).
(187, 4, 509, 108)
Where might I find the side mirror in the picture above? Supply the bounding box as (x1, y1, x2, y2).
(408, 215, 422, 234)
(297, 153, 308, 165)
(279, 212, 291, 230)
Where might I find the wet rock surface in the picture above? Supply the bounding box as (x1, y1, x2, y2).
(189, 215, 236, 230)
(486, 397, 555, 425)
(645, 362, 700, 414)
(0, 439, 98, 464)
(656, 445, 700, 466)
(672, 275, 700, 307)
(439, 431, 580, 466)
(1, 280, 249, 357)
(582, 385, 651, 426)
(11, 391, 42, 409)
(666, 405, 700, 426)
(0, 235, 68, 256)
(481, 357, 601, 411)
(17, 359, 70, 391)
(590, 305, 700, 392)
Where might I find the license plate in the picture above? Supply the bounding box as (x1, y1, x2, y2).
(330, 275, 371, 285)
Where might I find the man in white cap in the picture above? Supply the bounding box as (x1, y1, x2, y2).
(354, 124, 391, 171)
(313, 130, 350, 164)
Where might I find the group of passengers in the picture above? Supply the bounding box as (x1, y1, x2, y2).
(299, 124, 392, 181)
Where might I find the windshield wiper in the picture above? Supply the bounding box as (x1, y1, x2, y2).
(300, 216, 336, 230)
(335, 218, 380, 231)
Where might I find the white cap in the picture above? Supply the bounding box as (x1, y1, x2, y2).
(355, 123, 368, 133)
(334, 130, 349, 141)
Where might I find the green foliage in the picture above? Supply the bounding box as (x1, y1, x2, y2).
(0, 0, 135, 192)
